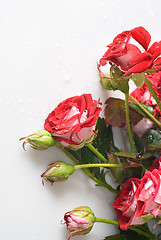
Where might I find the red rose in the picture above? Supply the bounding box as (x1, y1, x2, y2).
(130, 83, 156, 106)
(147, 69, 161, 100)
(44, 94, 102, 149)
(99, 26, 161, 76)
(149, 157, 161, 172)
(130, 70, 161, 117)
(112, 178, 143, 230)
(136, 168, 161, 218)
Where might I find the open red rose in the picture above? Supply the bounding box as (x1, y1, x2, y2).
(44, 94, 102, 150)
(112, 178, 143, 230)
(136, 168, 161, 218)
(99, 26, 161, 76)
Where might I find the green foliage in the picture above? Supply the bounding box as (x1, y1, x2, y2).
(147, 129, 161, 151)
(68, 118, 114, 186)
(134, 132, 144, 154)
(129, 102, 154, 118)
(131, 72, 145, 87)
(104, 224, 158, 240)
(105, 98, 144, 127)
(105, 98, 154, 128)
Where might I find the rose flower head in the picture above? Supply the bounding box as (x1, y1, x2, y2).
(113, 178, 144, 230)
(41, 161, 75, 184)
(99, 26, 161, 77)
(130, 68, 161, 107)
(44, 94, 102, 150)
(20, 130, 56, 150)
(64, 206, 96, 239)
(136, 168, 161, 218)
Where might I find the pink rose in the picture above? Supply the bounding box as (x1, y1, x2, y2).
(112, 178, 143, 230)
(44, 94, 102, 149)
(99, 26, 161, 76)
(136, 168, 161, 218)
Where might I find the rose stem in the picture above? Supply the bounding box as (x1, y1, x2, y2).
(129, 95, 161, 129)
(144, 75, 161, 111)
(55, 141, 118, 193)
(74, 163, 123, 170)
(125, 92, 135, 152)
(86, 143, 108, 163)
(95, 217, 153, 239)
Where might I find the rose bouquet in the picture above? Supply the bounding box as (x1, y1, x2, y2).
(20, 26, 161, 240)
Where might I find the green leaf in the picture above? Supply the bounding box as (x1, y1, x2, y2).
(131, 72, 145, 87)
(104, 235, 126, 240)
(134, 132, 144, 154)
(129, 102, 154, 118)
(93, 118, 114, 158)
(107, 153, 123, 186)
(110, 65, 129, 93)
(147, 129, 161, 151)
(141, 156, 156, 171)
(104, 224, 157, 240)
(105, 98, 143, 127)
(113, 151, 153, 161)
(123, 165, 143, 183)
(105, 98, 154, 129)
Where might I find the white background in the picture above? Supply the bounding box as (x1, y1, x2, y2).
(0, 0, 161, 239)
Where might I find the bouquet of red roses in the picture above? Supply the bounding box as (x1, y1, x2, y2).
(20, 26, 161, 240)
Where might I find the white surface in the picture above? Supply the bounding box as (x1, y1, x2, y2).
(0, 1, 161, 239)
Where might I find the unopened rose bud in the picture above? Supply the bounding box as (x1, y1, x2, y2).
(41, 161, 75, 184)
(20, 130, 56, 150)
(98, 65, 129, 93)
(64, 206, 96, 239)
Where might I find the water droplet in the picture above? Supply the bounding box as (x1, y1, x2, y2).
(147, 134, 154, 144)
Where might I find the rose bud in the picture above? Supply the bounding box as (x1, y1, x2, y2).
(20, 130, 56, 150)
(98, 64, 129, 93)
(44, 94, 102, 150)
(113, 178, 144, 230)
(41, 161, 75, 184)
(64, 206, 96, 239)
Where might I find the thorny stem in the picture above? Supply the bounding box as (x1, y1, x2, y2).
(95, 217, 154, 239)
(144, 75, 161, 111)
(129, 95, 161, 129)
(55, 141, 118, 193)
(86, 143, 108, 163)
(125, 92, 135, 152)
